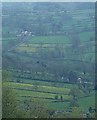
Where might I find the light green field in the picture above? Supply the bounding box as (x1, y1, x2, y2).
(78, 91, 95, 111)
(17, 46, 36, 52)
(6, 82, 70, 95)
(5, 82, 71, 98)
(78, 31, 94, 42)
(27, 35, 70, 44)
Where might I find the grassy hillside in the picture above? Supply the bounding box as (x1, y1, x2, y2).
(2, 2, 95, 118)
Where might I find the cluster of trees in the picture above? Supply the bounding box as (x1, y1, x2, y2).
(3, 46, 95, 89)
(2, 71, 96, 118)
(55, 95, 63, 101)
(2, 71, 49, 118)
(3, 2, 94, 37)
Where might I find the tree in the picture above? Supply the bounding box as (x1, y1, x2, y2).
(2, 74, 49, 118)
(2, 70, 28, 118)
(2, 70, 16, 118)
(23, 98, 49, 118)
(2, 70, 11, 82)
(68, 31, 80, 50)
(60, 96, 63, 101)
(55, 95, 58, 100)
(70, 107, 84, 118)
(17, 79, 20, 83)
(69, 99, 79, 107)
(2, 83, 17, 118)
(68, 71, 78, 83)
(69, 87, 81, 99)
